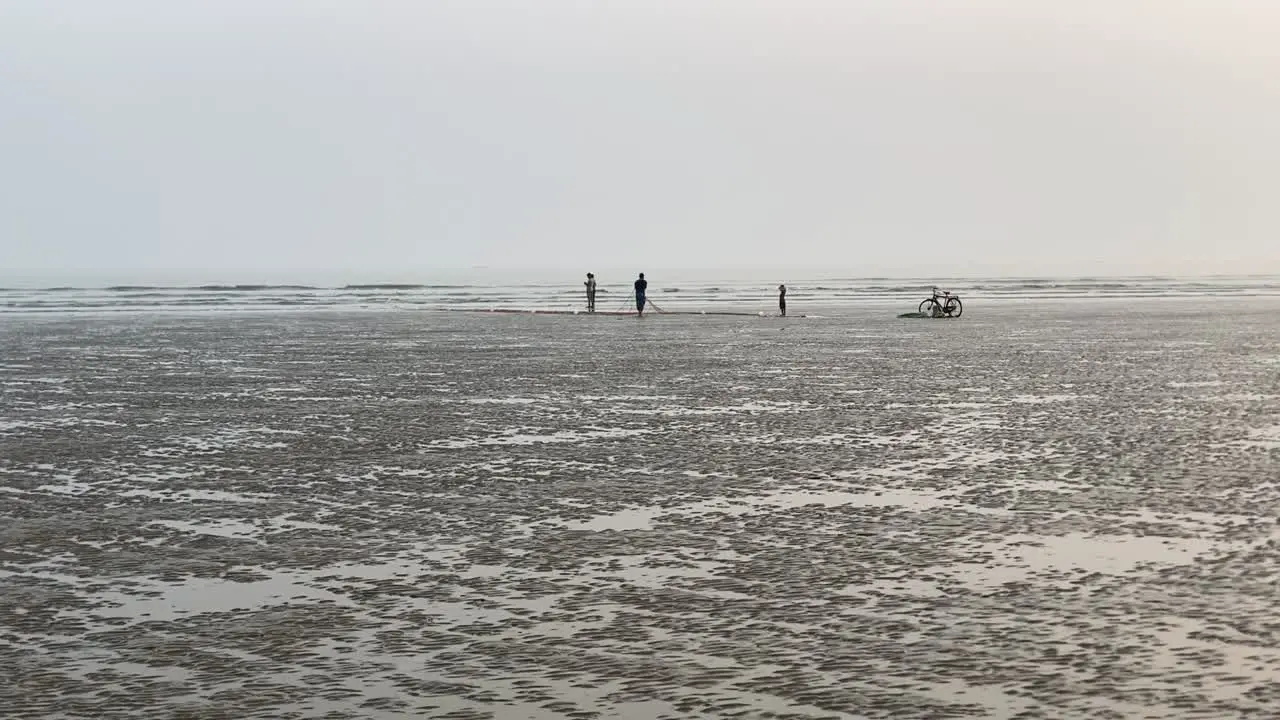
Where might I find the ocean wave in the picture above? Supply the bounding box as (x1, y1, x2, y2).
(103, 284, 320, 292)
(196, 284, 318, 291)
(862, 285, 921, 293)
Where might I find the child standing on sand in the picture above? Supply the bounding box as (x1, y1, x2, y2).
(778, 284, 787, 317)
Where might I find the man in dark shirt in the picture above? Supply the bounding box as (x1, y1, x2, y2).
(778, 283, 787, 317)
(634, 273, 648, 315)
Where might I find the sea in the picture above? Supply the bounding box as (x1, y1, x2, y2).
(2, 270, 1278, 316)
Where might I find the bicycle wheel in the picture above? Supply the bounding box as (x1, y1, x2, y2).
(944, 297, 963, 318)
(918, 299, 936, 316)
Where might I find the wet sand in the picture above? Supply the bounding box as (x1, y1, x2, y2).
(2, 300, 1279, 719)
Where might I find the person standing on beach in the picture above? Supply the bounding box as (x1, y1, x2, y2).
(634, 273, 648, 315)
(778, 284, 787, 317)
(584, 273, 597, 312)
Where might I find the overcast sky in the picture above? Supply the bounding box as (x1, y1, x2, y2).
(3, 1, 1279, 280)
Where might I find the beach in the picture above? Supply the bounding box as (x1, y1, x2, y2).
(2, 297, 1279, 719)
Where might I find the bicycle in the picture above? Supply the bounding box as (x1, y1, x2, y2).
(919, 287, 963, 318)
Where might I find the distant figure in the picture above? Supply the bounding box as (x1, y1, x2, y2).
(778, 284, 787, 317)
(584, 273, 597, 312)
(634, 273, 648, 315)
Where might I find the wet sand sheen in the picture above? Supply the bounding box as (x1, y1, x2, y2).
(2, 299, 1279, 719)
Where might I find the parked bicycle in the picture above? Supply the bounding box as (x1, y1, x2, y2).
(919, 287, 963, 318)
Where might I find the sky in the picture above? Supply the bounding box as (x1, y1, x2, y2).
(2, 1, 1279, 281)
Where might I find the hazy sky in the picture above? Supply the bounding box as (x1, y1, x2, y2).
(3, 1, 1279, 279)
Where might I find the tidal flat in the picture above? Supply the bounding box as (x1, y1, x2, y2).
(3, 300, 1279, 719)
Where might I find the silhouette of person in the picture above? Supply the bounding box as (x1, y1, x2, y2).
(634, 273, 648, 315)
(778, 284, 787, 317)
(584, 273, 597, 312)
